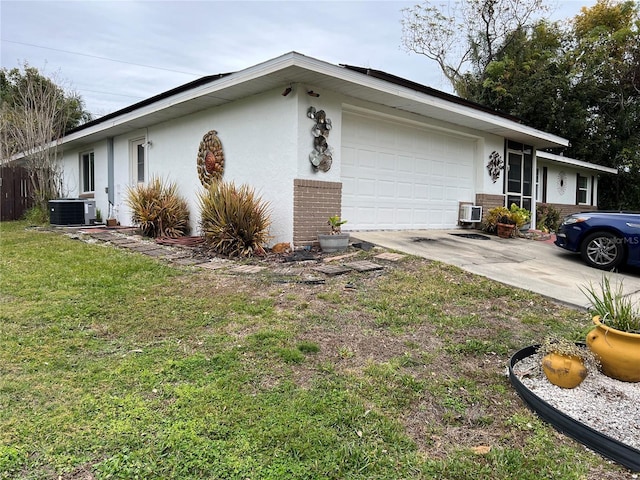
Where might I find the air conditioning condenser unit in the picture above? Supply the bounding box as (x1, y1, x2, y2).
(49, 199, 96, 226)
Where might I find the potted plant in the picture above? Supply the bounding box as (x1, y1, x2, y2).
(484, 206, 515, 238)
(496, 214, 517, 238)
(509, 203, 531, 232)
(318, 215, 350, 252)
(538, 336, 597, 389)
(581, 276, 640, 382)
(484, 205, 531, 238)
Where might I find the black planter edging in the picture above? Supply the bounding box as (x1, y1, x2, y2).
(509, 345, 640, 472)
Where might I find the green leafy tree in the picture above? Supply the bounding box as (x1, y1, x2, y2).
(462, 21, 580, 134)
(0, 63, 92, 214)
(410, 0, 639, 209)
(568, 0, 640, 209)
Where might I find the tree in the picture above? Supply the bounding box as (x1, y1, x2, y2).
(0, 64, 91, 214)
(569, 0, 640, 209)
(461, 21, 577, 132)
(401, 0, 549, 96)
(407, 0, 640, 209)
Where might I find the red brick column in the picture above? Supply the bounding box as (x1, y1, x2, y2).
(293, 179, 342, 247)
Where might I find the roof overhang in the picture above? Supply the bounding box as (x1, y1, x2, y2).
(537, 151, 617, 174)
(60, 52, 570, 150)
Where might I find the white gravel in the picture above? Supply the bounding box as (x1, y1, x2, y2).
(512, 352, 640, 450)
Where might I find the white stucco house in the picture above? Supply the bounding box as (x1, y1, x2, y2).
(57, 51, 616, 246)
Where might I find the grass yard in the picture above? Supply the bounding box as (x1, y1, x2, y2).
(0, 221, 630, 479)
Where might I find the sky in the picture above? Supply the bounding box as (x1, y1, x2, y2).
(1, 0, 598, 119)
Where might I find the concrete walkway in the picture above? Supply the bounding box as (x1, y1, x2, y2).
(350, 229, 640, 310)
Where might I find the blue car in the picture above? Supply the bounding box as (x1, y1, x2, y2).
(555, 212, 640, 270)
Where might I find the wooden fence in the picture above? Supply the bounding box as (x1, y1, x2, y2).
(1, 166, 33, 221)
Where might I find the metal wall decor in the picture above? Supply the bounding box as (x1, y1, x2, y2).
(197, 130, 225, 187)
(557, 171, 567, 195)
(487, 151, 504, 183)
(307, 106, 333, 172)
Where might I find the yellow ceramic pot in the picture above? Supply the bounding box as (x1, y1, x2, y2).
(586, 316, 640, 382)
(542, 352, 588, 389)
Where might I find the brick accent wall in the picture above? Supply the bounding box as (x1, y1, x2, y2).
(475, 194, 505, 223)
(293, 179, 342, 247)
(543, 203, 597, 219)
(474, 195, 598, 227)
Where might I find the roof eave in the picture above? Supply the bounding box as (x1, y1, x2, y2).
(537, 151, 617, 174)
(59, 52, 570, 150)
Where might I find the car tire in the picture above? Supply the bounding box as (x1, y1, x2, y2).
(580, 231, 625, 270)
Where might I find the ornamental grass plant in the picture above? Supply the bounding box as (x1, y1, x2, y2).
(126, 176, 190, 238)
(581, 276, 640, 334)
(198, 181, 271, 257)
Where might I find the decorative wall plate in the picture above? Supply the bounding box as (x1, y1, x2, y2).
(309, 151, 321, 167)
(318, 154, 332, 172)
(557, 171, 567, 195)
(197, 130, 225, 187)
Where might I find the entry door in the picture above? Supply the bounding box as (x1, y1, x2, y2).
(506, 150, 533, 211)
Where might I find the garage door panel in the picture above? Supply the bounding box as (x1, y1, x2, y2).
(415, 159, 431, 174)
(377, 153, 394, 170)
(396, 208, 413, 222)
(397, 156, 414, 173)
(414, 184, 429, 198)
(397, 182, 413, 199)
(342, 112, 475, 230)
(430, 185, 444, 201)
(357, 178, 376, 196)
(378, 180, 396, 198)
(376, 207, 396, 223)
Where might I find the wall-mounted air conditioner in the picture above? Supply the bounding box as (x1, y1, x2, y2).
(459, 205, 482, 223)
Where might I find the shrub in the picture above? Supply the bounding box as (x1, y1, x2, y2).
(484, 204, 531, 234)
(483, 206, 510, 233)
(126, 176, 190, 238)
(509, 203, 531, 228)
(23, 205, 49, 225)
(198, 181, 271, 257)
(536, 203, 561, 233)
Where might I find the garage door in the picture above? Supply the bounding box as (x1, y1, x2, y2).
(341, 111, 476, 230)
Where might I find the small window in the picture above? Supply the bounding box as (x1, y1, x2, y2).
(131, 138, 146, 184)
(136, 143, 145, 183)
(81, 151, 95, 193)
(577, 175, 589, 204)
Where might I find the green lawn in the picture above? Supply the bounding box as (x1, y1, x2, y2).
(0, 222, 627, 479)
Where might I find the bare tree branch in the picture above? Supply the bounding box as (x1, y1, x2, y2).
(401, 0, 549, 94)
(1, 64, 88, 213)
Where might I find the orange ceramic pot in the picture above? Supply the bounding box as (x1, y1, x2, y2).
(542, 352, 588, 389)
(586, 316, 640, 382)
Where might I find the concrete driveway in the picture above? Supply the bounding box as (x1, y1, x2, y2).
(350, 229, 640, 310)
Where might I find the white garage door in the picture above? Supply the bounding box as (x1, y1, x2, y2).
(341, 111, 476, 230)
